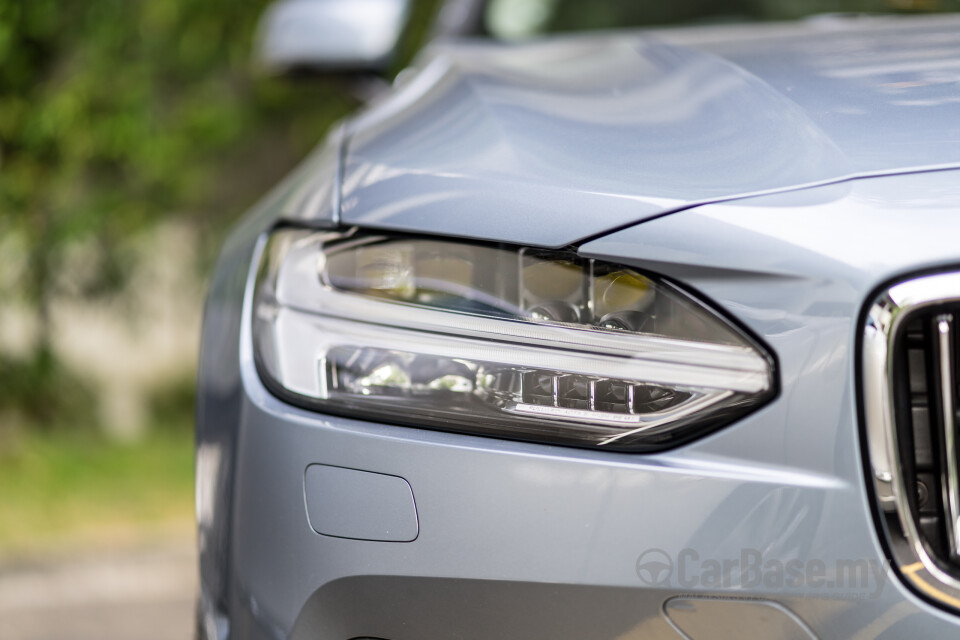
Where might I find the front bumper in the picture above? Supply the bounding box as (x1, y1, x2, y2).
(228, 374, 892, 639)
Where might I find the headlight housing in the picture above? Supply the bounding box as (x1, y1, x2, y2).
(252, 229, 775, 452)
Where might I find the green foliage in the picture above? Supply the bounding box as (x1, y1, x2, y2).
(393, 0, 446, 73)
(0, 0, 365, 346)
(147, 374, 197, 433)
(0, 350, 97, 431)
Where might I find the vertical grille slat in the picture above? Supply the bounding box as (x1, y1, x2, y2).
(936, 314, 960, 559)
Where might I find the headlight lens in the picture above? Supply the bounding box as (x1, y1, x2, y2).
(253, 229, 774, 451)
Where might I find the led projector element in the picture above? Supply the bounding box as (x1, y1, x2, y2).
(252, 229, 775, 451)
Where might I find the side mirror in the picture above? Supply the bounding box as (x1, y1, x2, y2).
(256, 0, 412, 74)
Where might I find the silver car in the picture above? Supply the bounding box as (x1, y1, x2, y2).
(196, 2, 960, 638)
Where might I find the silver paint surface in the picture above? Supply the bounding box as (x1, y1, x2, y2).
(338, 16, 960, 246)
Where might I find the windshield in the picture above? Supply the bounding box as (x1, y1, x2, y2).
(485, 0, 960, 39)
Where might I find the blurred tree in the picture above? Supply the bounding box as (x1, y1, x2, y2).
(0, 0, 438, 428)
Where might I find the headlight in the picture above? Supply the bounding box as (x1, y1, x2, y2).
(252, 229, 775, 451)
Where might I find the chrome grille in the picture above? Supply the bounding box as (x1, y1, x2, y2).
(864, 273, 960, 611)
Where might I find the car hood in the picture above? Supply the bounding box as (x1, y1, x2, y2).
(339, 15, 960, 247)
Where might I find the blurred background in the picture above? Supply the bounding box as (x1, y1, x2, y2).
(0, 0, 439, 637)
(0, 0, 443, 557)
(1, 0, 955, 637)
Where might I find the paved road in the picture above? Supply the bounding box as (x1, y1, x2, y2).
(0, 544, 196, 640)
